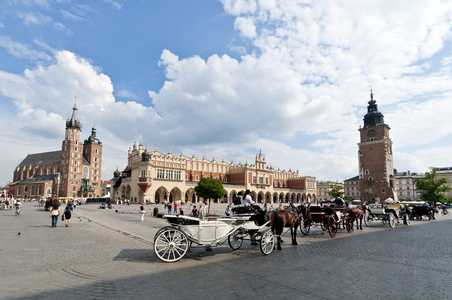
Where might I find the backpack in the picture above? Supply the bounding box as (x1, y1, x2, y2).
(233, 196, 242, 205)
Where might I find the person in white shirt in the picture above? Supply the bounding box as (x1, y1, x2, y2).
(241, 189, 255, 206)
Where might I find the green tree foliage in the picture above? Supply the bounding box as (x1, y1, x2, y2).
(327, 182, 344, 198)
(194, 177, 226, 215)
(414, 168, 451, 205)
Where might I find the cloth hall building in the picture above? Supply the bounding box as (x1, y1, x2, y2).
(110, 143, 317, 204)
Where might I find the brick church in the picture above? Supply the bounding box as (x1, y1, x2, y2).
(9, 103, 103, 199)
(358, 90, 396, 203)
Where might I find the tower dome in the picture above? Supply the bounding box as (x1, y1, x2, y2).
(363, 90, 385, 129)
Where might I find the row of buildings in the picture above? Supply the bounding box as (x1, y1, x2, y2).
(5, 92, 451, 204)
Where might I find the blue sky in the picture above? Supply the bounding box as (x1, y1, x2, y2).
(1, 0, 452, 186)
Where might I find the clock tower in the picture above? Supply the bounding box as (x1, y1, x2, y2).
(358, 90, 396, 203)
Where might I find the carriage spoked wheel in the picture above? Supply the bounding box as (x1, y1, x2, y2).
(403, 214, 410, 226)
(154, 227, 189, 262)
(260, 230, 275, 255)
(388, 212, 396, 228)
(321, 220, 328, 231)
(345, 216, 354, 233)
(228, 228, 245, 250)
(328, 215, 338, 238)
(300, 220, 311, 235)
(364, 210, 372, 227)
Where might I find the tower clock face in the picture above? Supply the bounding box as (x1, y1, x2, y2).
(367, 129, 376, 137)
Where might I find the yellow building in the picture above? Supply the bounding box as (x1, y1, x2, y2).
(110, 143, 317, 204)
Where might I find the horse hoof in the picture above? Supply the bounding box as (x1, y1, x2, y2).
(292, 242, 298, 245)
(277, 247, 282, 250)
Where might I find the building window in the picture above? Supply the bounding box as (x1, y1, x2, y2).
(95, 149, 98, 154)
(195, 175, 199, 181)
(365, 170, 369, 175)
(174, 170, 181, 180)
(253, 176, 256, 183)
(185, 173, 188, 180)
(141, 170, 146, 177)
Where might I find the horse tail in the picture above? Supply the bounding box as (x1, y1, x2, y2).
(271, 211, 281, 235)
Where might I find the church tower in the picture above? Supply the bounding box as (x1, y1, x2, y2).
(82, 126, 103, 197)
(358, 90, 396, 203)
(60, 102, 83, 197)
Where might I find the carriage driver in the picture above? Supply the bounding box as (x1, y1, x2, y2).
(332, 194, 345, 207)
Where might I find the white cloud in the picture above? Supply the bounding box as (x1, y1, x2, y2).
(18, 11, 52, 26)
(234, 17, 256, 38)
(103, 0, 122, 10)
(0, 35, 52, 61)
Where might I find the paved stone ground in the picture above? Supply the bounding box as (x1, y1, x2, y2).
(1, 202, 452, 300)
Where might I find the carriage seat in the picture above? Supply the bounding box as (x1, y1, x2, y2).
(309, 206, 324, 213)
(231, 204, 255, 215)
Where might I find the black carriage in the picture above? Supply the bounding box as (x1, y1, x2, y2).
(299, 203, 354, 238)
(411, 205, 435, 221)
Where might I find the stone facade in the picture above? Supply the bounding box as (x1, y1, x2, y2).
(316, 181, 344, 202)
(344, 175, 360, 199)
(111, 145, 317, 204)
(435, 167, 452, 199)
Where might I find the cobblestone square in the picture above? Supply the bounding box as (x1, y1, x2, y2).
(1, 202, 452, 300)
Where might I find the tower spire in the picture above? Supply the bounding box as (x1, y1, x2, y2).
(66, 98, 82, 130)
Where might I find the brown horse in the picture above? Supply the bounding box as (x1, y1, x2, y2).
(346, 207, 364, 230)
(270, 208, 300, 250)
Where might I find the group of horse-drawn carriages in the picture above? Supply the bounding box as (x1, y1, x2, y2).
(153, 198, 441, 262)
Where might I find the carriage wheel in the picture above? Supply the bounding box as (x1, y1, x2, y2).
(228, 228, 245, 250)
(404, 214, 410, 226)
(321, 220, 328, 231)
(300, 220, 311, 235)
(154, 227, 189, 262)
(345, 216, 354, 233)
(364, 211, 372, 227)
(260, 230, 275, 255)
(328, 215, 337, 238)
(388, 212, 396, 228)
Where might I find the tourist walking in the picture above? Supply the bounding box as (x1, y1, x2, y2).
(64, 202, 74, 227)
(167, 202, 172, 214)
(140, 203, 146, 221)
(49, 201, 60, 228)
(174, 201, 178, 214)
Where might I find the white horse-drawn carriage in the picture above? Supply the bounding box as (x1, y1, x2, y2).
(153, 206, 274, 262)
(364, 199, 409, 227)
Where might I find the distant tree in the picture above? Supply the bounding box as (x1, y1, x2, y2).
(327, 183, 344, 198)
(414, 168, 451, 205)
(194, 177, 225, 215)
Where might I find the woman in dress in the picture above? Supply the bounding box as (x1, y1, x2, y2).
(64, 202, 73, 227)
